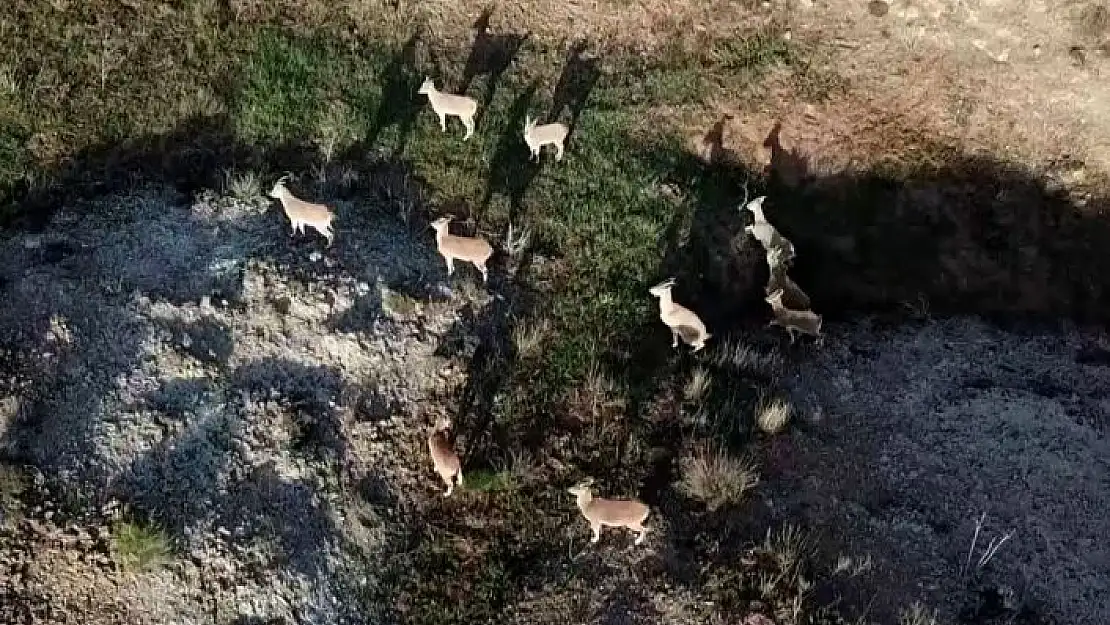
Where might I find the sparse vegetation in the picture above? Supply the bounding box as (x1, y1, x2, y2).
(111, 521, 174, 573)
(680, 442, 760, 511)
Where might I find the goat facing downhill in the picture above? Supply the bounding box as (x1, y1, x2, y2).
(765, 288, 823, 345)
(523, 115, 569, 162)
(648, 278, 712, 352)
(567, 478, 651, 546)
(427, 416, 463, 497)
(430, 216, 495, 284)
(418, 77, 479, 141)
(268, 175, 336, 247)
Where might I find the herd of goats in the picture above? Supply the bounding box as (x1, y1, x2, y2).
(260, 74, 824, 546)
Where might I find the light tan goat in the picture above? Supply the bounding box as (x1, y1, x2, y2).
(427, 416, 463, 497)
(418, 77, 478, 141)
(648, 278, 711, 352)
(567, 478, 651, 546)
(430, 216, 494, 283)
(742, 196, 796, 264)
(268, 175, 336, 246)
(765, 288, 823, 345)
(523, 115, 569, 161)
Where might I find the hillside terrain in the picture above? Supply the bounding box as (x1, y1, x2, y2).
(1, 1, 1110, 624)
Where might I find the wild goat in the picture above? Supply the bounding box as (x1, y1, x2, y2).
(418, 77, 478, 141)
(268, 175, 336, 246)
(765, 288, 823, 345)
(567, 478, 651, 546)
(427, 416, 463, 497)
(742, 196, 796, 264)
(430, 216, 494, 283)
(648, 278, 711, 352)
(765, 265, 812, 311)
(523, 115, 568, 161)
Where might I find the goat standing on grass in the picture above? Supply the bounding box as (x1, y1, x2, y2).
(268, 175, 336, 247)
(428, 417, 463, 497)
(523, 115, 569, 162)
(649, 278, 712, 352)
(567, 478, 651, 546)
(417, 77, 478, 141)
(430, 216, 494, 284)
(765, 288, 823, 345)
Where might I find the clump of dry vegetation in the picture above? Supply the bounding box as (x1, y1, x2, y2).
(680, 442, 760, 511)
(756, 394, 793, 435)
(683, 366, 713, 403)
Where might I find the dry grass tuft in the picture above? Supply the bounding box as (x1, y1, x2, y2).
(899, 602, 939, 625)
(683, 366, 712, 403)
(680, 442, 760, 511)
(511, 316, 551, 360)
(714, 338, 783, 377)
(755, 394, 793, 435)
(223, 170, 262, 201)
(567, 363, 626, 420)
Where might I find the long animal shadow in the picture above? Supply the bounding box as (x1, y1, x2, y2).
(549, 39, 602, 142)
(481, 80, 542, 221)
(365, 29, 424, 157)
(763, 120, 811, 189)
(459, 7, 531, 126)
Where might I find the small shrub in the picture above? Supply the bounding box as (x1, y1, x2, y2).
(756, 394, 792, 435)
(683, 366, 712, 403)
(680, 442, 760, 511)
(223, 170, 262, 201)
(112, 520, 173, 573)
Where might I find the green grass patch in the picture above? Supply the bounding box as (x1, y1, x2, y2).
(111, 520, 174, 573)
(463, 469, 518, 493)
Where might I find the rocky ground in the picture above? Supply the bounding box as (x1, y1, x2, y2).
(0, 186, 493, 624)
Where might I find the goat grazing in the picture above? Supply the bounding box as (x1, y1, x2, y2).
(648, 278, 711, 352)
(418, 77, 478, 141)
(427, 416, 463, 497)
(567, 478, 651, 546)
(268, 175, 336, 246)
(765, 288, 823, 344)
(523, 115, 569, 161)
(430, 216, 494, 283)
